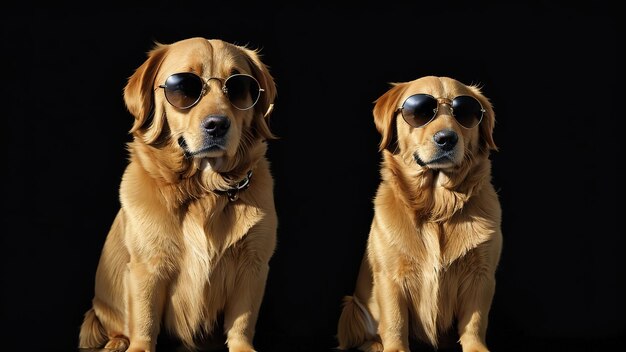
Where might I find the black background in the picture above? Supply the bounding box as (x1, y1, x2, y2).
(2, 2, 625, 352)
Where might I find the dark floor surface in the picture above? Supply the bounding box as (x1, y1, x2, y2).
(76, 334, 619, 352)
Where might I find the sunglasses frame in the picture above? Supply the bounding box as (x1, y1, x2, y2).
(395, 94, 485, 129)
(157, 72, 264, 111)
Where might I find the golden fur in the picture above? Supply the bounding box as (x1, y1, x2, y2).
(78, 37, 278, 352)
(337, 76, 503, 352)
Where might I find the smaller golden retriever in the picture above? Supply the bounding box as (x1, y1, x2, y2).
(78, 37, 277, 352)
(337, 76, 502, 352)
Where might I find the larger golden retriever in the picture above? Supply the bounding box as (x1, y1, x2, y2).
(337, 76, 502, 352)
(78, 37, 278, 352)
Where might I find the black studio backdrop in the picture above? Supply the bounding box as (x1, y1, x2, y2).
(1, 3, 624, 352)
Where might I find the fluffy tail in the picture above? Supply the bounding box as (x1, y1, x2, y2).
(78, 308, 108, 349)
(336, 295, 376, 350)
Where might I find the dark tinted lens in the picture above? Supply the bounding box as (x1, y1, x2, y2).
(163, 73, 204, 109)
(225, 74, 260, 110)
(451, 96, 483, 128)
(401, 94, 438, 128)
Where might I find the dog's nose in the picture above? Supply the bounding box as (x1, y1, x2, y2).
(433, 130, 458, 151)
(202, 115, 230, 137)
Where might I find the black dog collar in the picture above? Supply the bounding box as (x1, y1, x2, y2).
(214, 170, 253, 201)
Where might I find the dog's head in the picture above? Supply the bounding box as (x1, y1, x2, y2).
(373, 76, 496, 172)
(123, 37, 276, 173)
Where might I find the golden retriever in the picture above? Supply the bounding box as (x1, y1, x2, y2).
(337, 76, 502, 352)
(78, 37, 278, 352)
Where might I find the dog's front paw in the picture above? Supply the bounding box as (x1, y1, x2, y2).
(380, 344, 408, 352)
(379, 343, 408, 352)
(102, 336, 129, 352)
(227, 340, 256, 352)
(461, 341, 489, 352)
(126, 348, 152, 352)
(126, 339, 155, 352)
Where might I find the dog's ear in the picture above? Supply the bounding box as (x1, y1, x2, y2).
(124, 42, 168, 143)
(373, 82, 408, 151)
(241, 46, 277, 140)
(468, 85, 498, 154)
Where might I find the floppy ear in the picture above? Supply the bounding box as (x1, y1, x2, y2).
(373, 82, 408, 151)
(124, 42, 168, 143)
(241, 46, 277, 140)
(468, 85, 498, 154)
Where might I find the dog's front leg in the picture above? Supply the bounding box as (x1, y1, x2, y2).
(375, 272, 410, 352)
(223, 262, 270, 352)
(456, 272, 495, 352)
(125, 261, 167, 352)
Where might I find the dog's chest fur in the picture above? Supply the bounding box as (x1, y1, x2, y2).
(370, 158, 500, 343)
(164, 195, 264, 341)
(121, 158, 269, 343)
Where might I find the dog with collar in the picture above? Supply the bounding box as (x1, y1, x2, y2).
(78, 37, 277, 352)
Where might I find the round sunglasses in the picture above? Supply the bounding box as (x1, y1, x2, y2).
(396, 94, 485, 129)
(157, 72, 264, 110)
